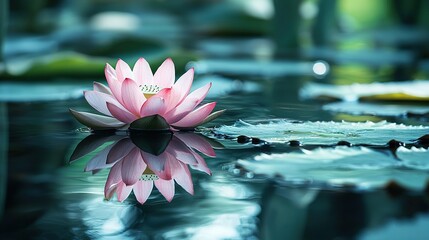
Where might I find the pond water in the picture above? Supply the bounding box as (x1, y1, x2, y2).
(1, 57, 429, 240)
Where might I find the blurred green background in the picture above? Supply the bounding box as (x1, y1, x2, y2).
(2, 0, 429, 83)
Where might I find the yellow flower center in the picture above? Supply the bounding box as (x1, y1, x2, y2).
(140, 84, 160, 99)
(140, 168, 159, 181)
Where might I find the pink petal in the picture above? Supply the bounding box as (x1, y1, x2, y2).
(115, 59, 134, 82)
(164, 83, 212, 123)
(133, 57, 154, 85)
(141, 151, 172, 180)
(84, 144, 114, 171)
(107, 138, 135, 164)
(154, 58, 175, 88)
(175, 133, 216, 157)
(121, 148, 147, 186)
(105, 63, 123, 104)
(105, 63, 117, 79)
(84, 90, 121, 116)
(105, 184, 118, 200)
(165, 68, 194, 112)
(93, 81, 112, 95)
(154, 179, 175, 202)
(167, 137, 198, 165)
(121, 78, 146, 116)
(107, 102, 138, 123)
(117, 182, 133, 202)
(174, 68, 194, 100)
(133, 180, 154, 204)
(139, 96, 166, 118)
(164, 100, 199, 124)
(171, 102, 216, 128)
(190, 151, 211, 175)
(105, 163, 122, 199)
(149, 88, 174, 115)
(182, 82, 211, 106)
(171, 161, 194, 195)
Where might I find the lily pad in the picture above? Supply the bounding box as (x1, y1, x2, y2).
(1, 50, 198, 80)
(129, 115, 170, 131)
(214, 120, 429, 145)
(323, 102, 429, 117)
(2, 52, 112, 79)
(188, 59, 317, 77)
(238, 146, 429, 190)
(189, 2, 269, 36)
(300, 80, 429, 102)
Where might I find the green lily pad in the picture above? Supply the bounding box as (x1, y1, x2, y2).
(1, 50, 199, 80)
(2, 52, 112, 79)
(300, 80, 429, 102)
(238, 146, 429, 190)
(323, 102, 429, 117)
(215, 120, 429, 145)
(189, 59, 316, 77)
(129, 115, 170, 131)
(190, 2, 269, 36)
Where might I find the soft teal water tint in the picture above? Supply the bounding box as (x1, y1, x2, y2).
(2, 1, 429, 237)
(1, 64, 429, 239)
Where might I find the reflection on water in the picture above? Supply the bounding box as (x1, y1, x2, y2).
(260, 181, 429, 240)
(70, 132, 218, 204)
(1, 80, 429, 239)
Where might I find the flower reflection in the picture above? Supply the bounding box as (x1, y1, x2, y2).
(70, 132, 219, 204)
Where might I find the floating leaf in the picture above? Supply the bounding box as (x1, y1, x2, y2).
(189, 3, 268, 36)
(215, 120, 429, 145)
(2, 52, 112, 79)
(189, 59, 316, 77)
(323, 102, 429, 117)
(238, 146, 429, 190)
(300, 80, 429, 102)
(2, 50, 198, 80)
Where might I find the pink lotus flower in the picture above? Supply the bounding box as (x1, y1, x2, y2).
(70, 58, 224, 130)
(70, 132, 219, 204)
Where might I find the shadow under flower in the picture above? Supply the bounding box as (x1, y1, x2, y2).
(70, 131, 222, 204)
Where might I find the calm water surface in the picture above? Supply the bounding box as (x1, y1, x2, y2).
(1, 71, 429, 240)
